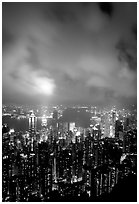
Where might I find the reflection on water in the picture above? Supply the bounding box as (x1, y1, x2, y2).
(2, 116, 42, 132)
(2, 109, 91, 132)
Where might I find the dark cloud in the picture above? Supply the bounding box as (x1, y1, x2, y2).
(2, 28, 15, 50)
(116, 38, 137, 71)
(99, 2, 113, 17)
(62, 73, 80, 86)
(50, 3, 77, 24)
(26, 45, 40, 69)
(9, 71, 19, 80)
(132, 23, 137, 40)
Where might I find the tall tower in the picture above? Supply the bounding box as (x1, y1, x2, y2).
(110, 107, 116, 138)
(41, 115, 47, 128)
(41, 115, 48, 141)
(104, 113, 110, 138)
(52, 109, 59, 141)
(52, 153, 58, 191)
(29, 111, 37, 134)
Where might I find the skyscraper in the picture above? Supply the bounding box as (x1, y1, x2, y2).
(29, 111, 37, 134)
(41, 115, 47, 128)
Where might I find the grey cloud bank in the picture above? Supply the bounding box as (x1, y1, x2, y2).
(2, 2, 137, 107)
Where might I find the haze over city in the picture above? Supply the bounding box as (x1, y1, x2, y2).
(2, 2, 137, 107)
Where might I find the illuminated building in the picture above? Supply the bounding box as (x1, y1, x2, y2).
(38, 142, 53, 197)
(63, 122, 69, 133)
(2, 155, 10, 201)
(115, 120, 123, 139)
(90, 116, 101, 127)
(103, 113, 110, 138)
(71, 144, 83, 181)
(28, 111, 37, 152)
(41, 115, 47, 127)
(52, 156, 58, 190)
(2, 123, 9, 134)
(109, 109, 116, 138)
(57, 148, 72, 183)
(41, 115, 48, 141)
(2, 130, 14, 201)
(92, 125, 101, 140)
(8, 175, 18, 201)
(123, 117, 130, 131)
(29, 111, 37, 134)
(69, 122, 75, 132)
(2, 105, 137, 201)
(9, 129, 15, 144)
(28, 153, 36, 190)
(123, 129, 137, 154)
(51, 110, 59, 141)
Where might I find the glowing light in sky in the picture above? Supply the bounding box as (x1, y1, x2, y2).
(34, 76, 55, 95)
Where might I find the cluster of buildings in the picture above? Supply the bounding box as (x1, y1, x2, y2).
(2, 106, 137, 201)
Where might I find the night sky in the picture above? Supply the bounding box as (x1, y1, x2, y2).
(2, 2, 137, 107)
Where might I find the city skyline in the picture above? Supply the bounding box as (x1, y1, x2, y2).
(2, 2, 137, 107)
(2, 103, 137, 201)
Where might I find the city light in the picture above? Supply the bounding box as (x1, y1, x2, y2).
(2, 103, 137, 201)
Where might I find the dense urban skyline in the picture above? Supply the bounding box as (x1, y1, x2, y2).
(2, 2, 137, 107)
(2, 103, 137, 201)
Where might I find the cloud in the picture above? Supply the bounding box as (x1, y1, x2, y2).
(116, 38, 137, 72)
(99, 2, 113, 17)
(77, 3, 110, 32)
(2, 3, 137, 106)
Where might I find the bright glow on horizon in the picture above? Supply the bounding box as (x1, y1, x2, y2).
(34, 77, 55, 95)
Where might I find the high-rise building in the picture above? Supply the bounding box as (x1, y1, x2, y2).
(103, 113, 110, 138)
(29, 111, 37, 152)
(41, 115, 48, 141)
(69, 122, 75, 132)
(53, 109, 58, 121)
(41, 115, 47, 128)
(115, 120, 123, 139)
(2, 123, 9, 134)
(29, 111, 37, 134)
